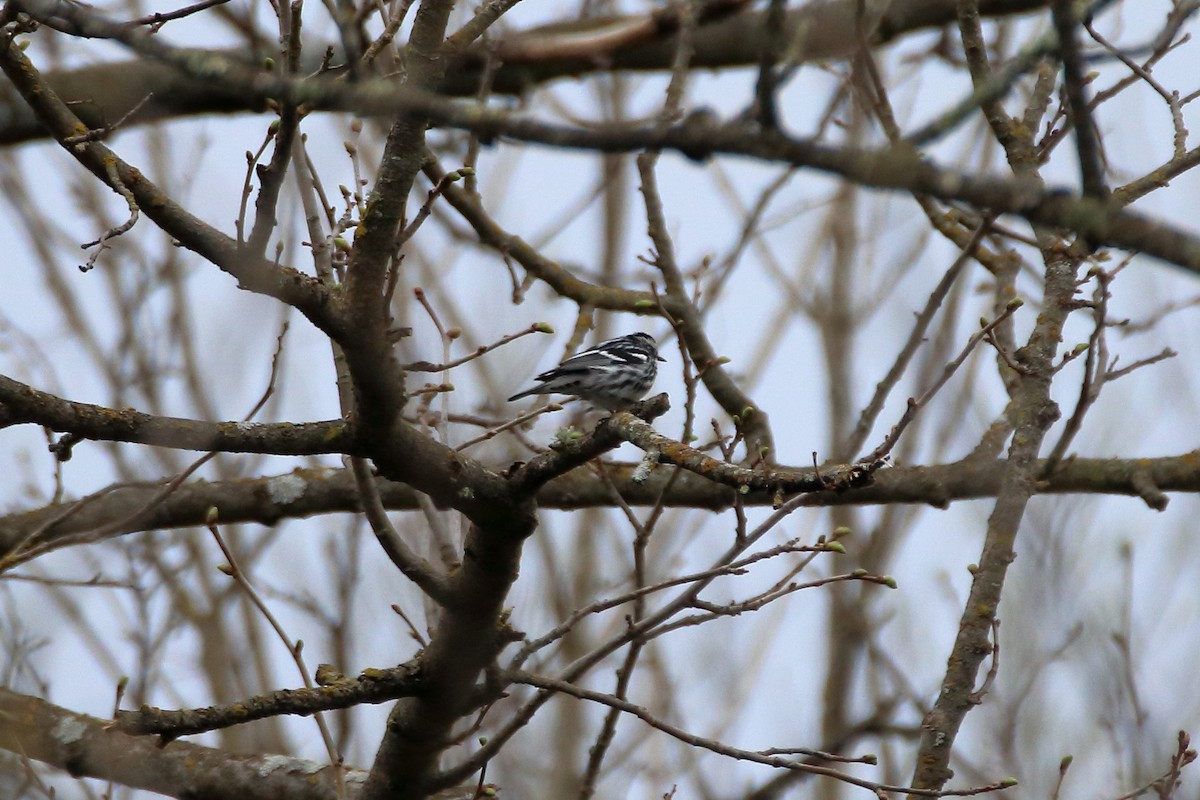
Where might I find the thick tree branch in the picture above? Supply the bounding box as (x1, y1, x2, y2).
(21, 69, 1200, 278)
(0, 373, 352, 455)
(351, 0, 524, 793)
(505, 394, 672, 496)
(0, 687, 489, 799)
(911, 249, 1077, 789)
(612, 410, 877, 495)
(0, 0, 1054, 145)
(113, 660, 424, 739)
(0, 687, 359, 800)
(359, 514, 535, 800)
(2, 453, 1190, 565)
(0, 376, 526, 558)
(10, 3, 1199, 278)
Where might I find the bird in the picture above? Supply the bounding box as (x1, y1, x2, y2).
(507, 332, 665, 411)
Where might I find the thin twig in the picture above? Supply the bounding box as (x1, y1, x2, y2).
(206, 518, 344, 790)
(507, 670, 1014, 797)
(120, 0, 231, 29)
(845, 216, 994, 458)
(455, 401, 564, 451)
(61, 92, 156, 145)
(863, 299, 1023, 464)
(403, 322, 550, 372)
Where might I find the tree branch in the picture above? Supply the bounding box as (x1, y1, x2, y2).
(0, 687, 359, 800)
(637, 154, 776, 460)
(910, 247, 1079, 789)
(11, 3, 1200, 279)
(1052, 0, 1108, 199)
(0, 0, 1056, 145)
(0, 373, 351, 455)
(507, 670, 1014, 797)
(505, 394, 672, 496)
(0, 30, 337, 329)
(3, 452, 1192, 566)
(113, 660, 424, 739)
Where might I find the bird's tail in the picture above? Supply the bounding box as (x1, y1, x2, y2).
(507, 387, 538, 402)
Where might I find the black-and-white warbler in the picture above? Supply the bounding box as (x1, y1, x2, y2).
(507, 332, 665, 411)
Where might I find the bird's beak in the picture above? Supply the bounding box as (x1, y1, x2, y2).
(657, 355, 666, 362)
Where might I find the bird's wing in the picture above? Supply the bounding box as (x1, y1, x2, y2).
(556, 347, 614, 369)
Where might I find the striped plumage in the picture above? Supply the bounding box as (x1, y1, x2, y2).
(507, 332, 665, 411)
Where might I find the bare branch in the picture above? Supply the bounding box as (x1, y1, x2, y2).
(508, 670, 1015, 797)
(113, 660, 423, 739)
(0, 373, 351, 455)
